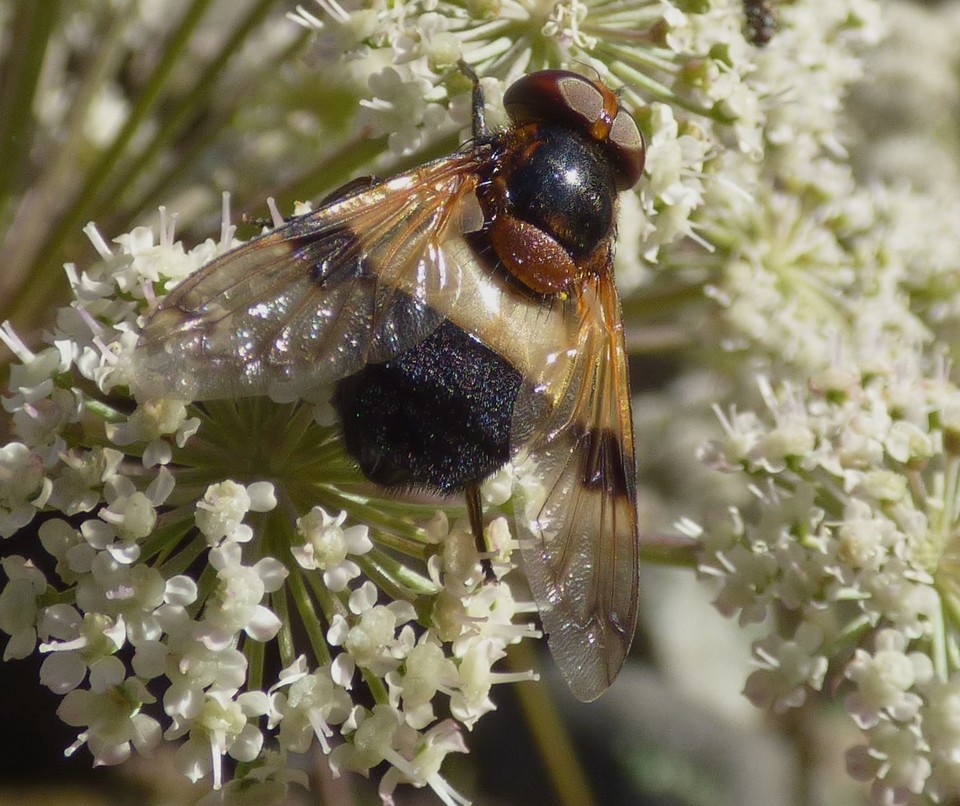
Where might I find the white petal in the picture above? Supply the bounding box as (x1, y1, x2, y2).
(89, 735, 131, 766)
(290, 544, 317, 570)
(131, 713, 162, 754)
(253, 556, 288, 592)
(331, 653, 355, 688)
(40, 651, 86, 694)
(343, 525, 373, 555)
(244, 605, 281, 642)
(175, 737, 211, 783)
(146, 465, 175, 503)
(165, 575, 198, 606)
(209, 541, 241, 570)
(132, 640, 168, 679)
(89, 656, 125, 691)
(238, 690, 270, 717)
(228, 723, 264, 762)
(348, 581, 377, 614)
(246, 481, 277, 512)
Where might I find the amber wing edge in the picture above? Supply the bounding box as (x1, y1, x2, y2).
(512, 274, 641, 702)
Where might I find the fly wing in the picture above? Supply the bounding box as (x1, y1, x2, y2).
(133, 153, 482, 401)
(511, 274, 640, 702)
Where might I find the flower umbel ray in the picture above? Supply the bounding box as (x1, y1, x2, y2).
(0, 211, 539, 803)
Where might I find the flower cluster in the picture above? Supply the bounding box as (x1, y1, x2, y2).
(292, 0, 772, 267)
(622, 1, 960, 803)
(0, 213, 539, 803)
(697, 352, 960, 803)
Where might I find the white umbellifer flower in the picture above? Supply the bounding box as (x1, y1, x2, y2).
(699, 345, 960, 803)
(57, 656, 162, 766)
(330, 704, 470, 806)
(0, 556, 47, 659)
(270, 656, 352, 753)
(170, 687, 271, 790)
(386, 633, 460, 729)
(195, 480, 254, 544)
(106, 398, 200, 468)
(291, 505, 373, 590)
(328, 580, 419, 678)
(0, 442, 53, 537)
(743, 622, 829, 713)
(39, 610, 127, 695)
(201, 542, 287, 646)
(845, 630, 933, 729)
(0, 201, 538, 801)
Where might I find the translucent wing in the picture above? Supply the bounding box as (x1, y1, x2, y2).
(512, 274, 640, 702)
(133, 153, 482, 401)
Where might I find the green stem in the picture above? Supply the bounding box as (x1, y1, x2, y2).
(361, 667, 390, 705)
(940, 590, 960, 675)
(508, 642, 598, 806)
(123, 29, 310, 222)
(139, 516, 195, 565)
(158, 529, 209, 580)
(19, 0, 217, 320)
(639, 534, 701, 567)
(272, 586, 296, 668)
(288, 566, 333, 666)
(0, 0, 62, 230)
(356, 547, 436, 600)
(0, 1, 132, 284)
(193, 400, 249, 449)
(101, 0, 284, 214)
(275, 403, 322, 467)
(191, 561, 219, 619)
(272, 134, 390, 212)
(600, 45, 721, 120)
(82, 398, 130, 424)
(246, 635, 265, 691)
(303, 488, 435, 556)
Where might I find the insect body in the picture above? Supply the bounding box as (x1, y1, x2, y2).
(743, 0, 777, 46)
(134, 68, 644, 702)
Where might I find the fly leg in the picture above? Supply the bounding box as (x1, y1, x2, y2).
(465, 482, 496, 582)
(457, 60, 488, 138)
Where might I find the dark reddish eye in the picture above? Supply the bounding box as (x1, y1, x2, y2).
(503, 70, 645, 191)
(503, 71, 601, 130)
(607, 109, 645, 190)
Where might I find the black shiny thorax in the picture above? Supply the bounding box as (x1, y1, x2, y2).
(483, 123, 617, 257)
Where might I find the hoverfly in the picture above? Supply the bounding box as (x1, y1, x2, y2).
(133, 65, 644, 702)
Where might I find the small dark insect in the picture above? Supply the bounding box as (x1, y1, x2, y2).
(743, 0, 777, 47)
(133, 65, 645, 702)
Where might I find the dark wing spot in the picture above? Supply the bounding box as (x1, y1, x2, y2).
(296, 225, 369, 285)
(579, 427, 630, 498)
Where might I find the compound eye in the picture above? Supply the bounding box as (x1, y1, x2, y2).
(503, 70, 604, 131)
(608, 110, 645, 190)
(503, 70, 646, 191)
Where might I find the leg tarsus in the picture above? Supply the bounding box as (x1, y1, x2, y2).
(465, 483, 496, 582)
(457, 59, 487, 138)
